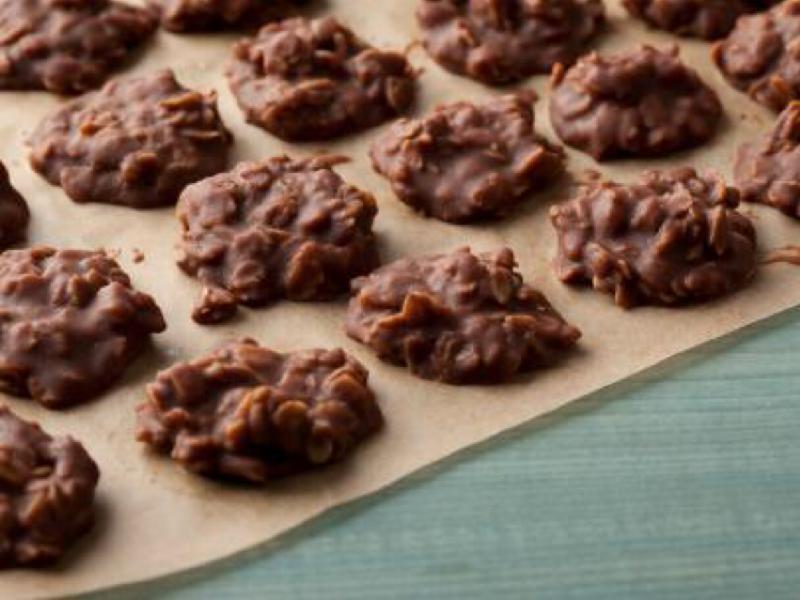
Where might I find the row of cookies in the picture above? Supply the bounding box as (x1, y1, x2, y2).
(3, 0, 799, 113)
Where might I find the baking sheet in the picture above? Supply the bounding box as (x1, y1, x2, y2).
(2, 1, 798, 597)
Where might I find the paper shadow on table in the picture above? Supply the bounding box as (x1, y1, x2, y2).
(70, 298, 800, 600)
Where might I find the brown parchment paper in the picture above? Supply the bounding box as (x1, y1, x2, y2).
(2, 1, 799, 597)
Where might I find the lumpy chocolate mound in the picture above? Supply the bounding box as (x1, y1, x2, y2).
(0, 405, 99, 567)
(177, 155, 379, 324)
(346, 247, 581, 384)
(623, 0, 779, 40)
(151, 0, 304, 32)
(735, 101, 800, 218)
(28, 69, 233, 209)
(712, 0, 800, 112)
(550, 168, 757, 308)
(369, 93, 565, 223)
(549, 45, 722, 160)
(0, 0, 157, 94)
(0, 246, 166, 408)
(136, 338, 382, 482)
(226, 16, 417, 141)
(416, 0, 605, 85)
(0, 162, 29, 250)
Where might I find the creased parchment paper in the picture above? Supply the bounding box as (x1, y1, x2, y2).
(2, 1, 798, 597)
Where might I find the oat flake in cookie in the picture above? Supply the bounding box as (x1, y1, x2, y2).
(549, 45, 722, 161)
(346, 247, 581, 385)
(0, 247, 166, 408)
(0, 0, 157, 94)
(136, 338, 382, 482)
(0, 162, 29, 250)
(177, 155, 379, 324)
(623, 0, 779, 40)
(550, 169, 757, 308)
(28, 69, 233, 209)
(416, 0, 605, 86)
(713, 0, 800, 113)
(226, 16, 416, 141)
(151, 0, 304, 32)
(0, 405, 99, 567)
(370, 93, 565, 223)
(735, 102, 800, 219)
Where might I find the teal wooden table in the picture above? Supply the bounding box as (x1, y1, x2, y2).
(85, 307, 800, 600)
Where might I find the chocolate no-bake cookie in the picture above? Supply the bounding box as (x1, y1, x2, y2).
(623, 0, 778, 40)
(416, 0, 605, 85)
(28, 69, 232, 209)
(346, 247, 581, 384)
(549, 45, 722, 160)
(735, 101, 800, 218)
(369, 93, 565, 223)
(550, 169, 757, 308)
(177, 155, 379, 324)
(0, 0, 157, 94)
(0, 162, 29, 250)
(226, 16, 416, 141)
(0, 405, 99, 567)
(151, 0, 304, 32)
(136, 338, 382, 482)
(0, 247, 166, 408)
(713, 0, 800, 112)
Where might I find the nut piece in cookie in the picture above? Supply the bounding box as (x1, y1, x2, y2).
(28, 69, 233, 209)
(416, 0, 605, 85)
(150, 0, 305, 32)
(0, 246, 166, 408)
(0, 162, 29, 250)
(735, 101, 800, 218)
(370, 93, 565, 223)
(225, 16, 417, 141)
(712, 0, 800, 112)
(0, 405, 99, 567)
(0, 0, 157, 94)
(176, 155, 379, 324)
(136, 338, 382, 482)
(550, 169, 757, 308)
(346, 247, 580, 384)
(623, 0, 779, 40)
(549, 45, 722, 160)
